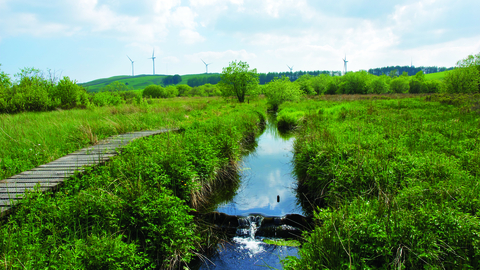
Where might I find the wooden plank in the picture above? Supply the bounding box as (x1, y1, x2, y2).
(16, 171, 76, 176)
(6, 174, 68, 180)
(0, 187, 50, 193)
(30, 167, 80, 172)
(0, 193, 23, 200)
(0, 201, 17, 207)
(0, 183, 58, 188)
(2, 179, 64, 184)
(0, 128, 173, 217)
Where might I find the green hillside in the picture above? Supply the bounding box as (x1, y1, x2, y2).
(424, 70, 451, 81)
(80, 73, 221, 92)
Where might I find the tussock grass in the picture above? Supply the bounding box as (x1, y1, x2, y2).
(0, 98, 267, 269)
(0, 97, 229, 180)
(282, 95, 480, 269)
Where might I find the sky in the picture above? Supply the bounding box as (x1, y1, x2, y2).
(0, 0, 479, 83)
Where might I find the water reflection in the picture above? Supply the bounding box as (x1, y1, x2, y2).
(215, 118, 302, 217)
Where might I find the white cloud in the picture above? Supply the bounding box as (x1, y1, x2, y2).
(162, 56, 180, 63)
(0, 12, 77, 37)
(170, 6, 198, 29)
(179, 29, 205, 44)
(185, 50, 257, 63)
(259, 0, 312, 18)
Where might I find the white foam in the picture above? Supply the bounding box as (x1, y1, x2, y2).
(233, 236, 265, 256)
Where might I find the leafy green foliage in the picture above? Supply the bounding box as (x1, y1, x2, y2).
(389, 76, 410, 93)
(338, 70, 371, 94)
(0, 99, 266, 269)
(143, 84, 165, 98)
(444, 66, 480, 93)
(219, 60, 259, 103)
(264, 77, 303, 110)
(52, 76, 90, 108)
(282, 97, 480, 268)
(102, 81, 131, 92)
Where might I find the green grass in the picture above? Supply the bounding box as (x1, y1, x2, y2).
(0, 98, 267, 269)
(280, 95, 480, 269)
(0, 97, 247, 180)
(79, 73, 221, 92)
(424, 70, 451, 81)
(264, 239, 301, 247)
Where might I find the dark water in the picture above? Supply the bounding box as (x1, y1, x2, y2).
(198, 120, 302, 269)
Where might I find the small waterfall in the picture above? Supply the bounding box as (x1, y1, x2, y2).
(234, 215, 265, 256)
(236, 215, 264, 239)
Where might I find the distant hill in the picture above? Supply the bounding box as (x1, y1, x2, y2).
(79, 73, 221, 92)
(424, 70, 451, 81)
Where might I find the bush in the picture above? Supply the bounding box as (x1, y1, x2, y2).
(165, 85, 179, 98)
(143, 85, 165, 98)
(91, 91, 124, 106)
(295, 74, 315, 95)
(390, 77, 410, 93)
(177, 84, 192, 96)
(368, 75, 389, 94)
(310, 74, 332, 95)
(52, 76, 89, 108)
(338, 71, 371, 94)
(264, 77, 303, 110)
(444, 66, 480, 94)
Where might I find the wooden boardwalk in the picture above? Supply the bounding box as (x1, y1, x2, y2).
(0, 129, 171, 216)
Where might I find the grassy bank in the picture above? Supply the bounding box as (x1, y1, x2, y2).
(0, 98, 267, 268)
(281, 95, 480, 269)
(0, 97, 228, 180)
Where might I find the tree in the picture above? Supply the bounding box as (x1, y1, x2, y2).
(368, 75, 389, 94)
(264, 77, 303, 110)
(444, 66, 479, 93)
(218, 60, 259, 102)
(338, 71, 370, 94)
(103, 81, 130, 92)
(389, 77, 409, 93)
(456, 52, 480, 72)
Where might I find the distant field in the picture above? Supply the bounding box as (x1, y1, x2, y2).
(424, 70, 450, 80)
(79, 73, 221, 92)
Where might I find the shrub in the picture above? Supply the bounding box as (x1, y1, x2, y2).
(295, 74, 315, 95)
(91, 91, 124, 106)
(52, 76, 89, 108)
(310, 74, 332, 95)
(389, 77, 410, 93)
(177, 84, 192, 96)
(444, 66, 480, 94)
(368, 75, 389, 94)
(165, 85, 179, 98)
(338, 71, 371, 94)
(264, 77, 303, 110)
(143, 85, 165, 98)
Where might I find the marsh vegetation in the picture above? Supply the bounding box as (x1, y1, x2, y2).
(0, 52, 479, 269)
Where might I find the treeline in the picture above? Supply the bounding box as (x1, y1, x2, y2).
(368, 65, 454, 76)
(187, 75, 221, 87)
(162, 74, 182, 86)
(143, 83, 221, 98)
(259, 70, 339, 84)
(0, 67, 90, 113)
(0, 67, 146, 113)
(261, 52, 479, 110)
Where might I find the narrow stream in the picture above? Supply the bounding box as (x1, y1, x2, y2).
(198, 119, 302, 269)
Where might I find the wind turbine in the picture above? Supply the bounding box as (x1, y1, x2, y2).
(127, 55, 135, 76)
(287, 65, 294, 73)
(343, 55, 348, 75)
(201, 59, 211, 74)
(149, 49, 156, 75)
